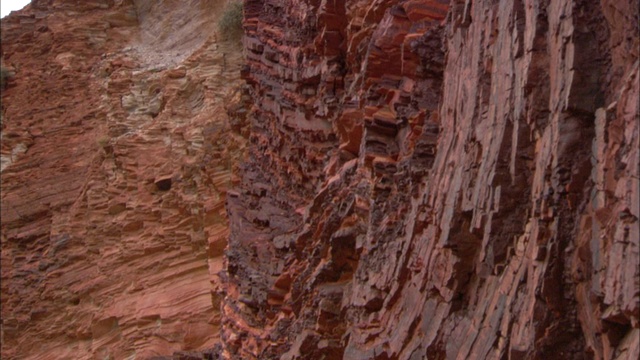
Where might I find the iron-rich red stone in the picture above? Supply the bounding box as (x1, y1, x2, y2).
(224, 0, 639, 359)
(1, 1, 246, 359)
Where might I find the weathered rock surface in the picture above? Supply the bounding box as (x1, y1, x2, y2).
(1, 0, 638, 359)
(224, 0, 639, 359)
(1, 0, 245, 358)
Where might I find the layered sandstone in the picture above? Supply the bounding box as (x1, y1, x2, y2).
(1, 0, 245, 358)
(224, 0, 639, 359)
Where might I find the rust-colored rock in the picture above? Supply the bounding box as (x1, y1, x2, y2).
(1, 0, 638, 360)
(1, 0, 245, 359)
(224, 0, 638, 359)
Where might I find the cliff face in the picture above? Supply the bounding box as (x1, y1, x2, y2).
(1, 0, 244, 358)
(225, 0, 638, 359)
(1, 0, 638, 360)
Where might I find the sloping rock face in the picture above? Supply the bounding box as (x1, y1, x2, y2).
(1, 0, 245, 358)
(224, 0, 638, 359)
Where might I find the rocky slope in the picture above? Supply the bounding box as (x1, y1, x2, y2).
(223, 0, 638, 359)
(1, 0, 245, 358)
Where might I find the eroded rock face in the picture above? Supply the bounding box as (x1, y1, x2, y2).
(224, 0, 638, 359)
(1, 0, 638, 359)
(1, 0, 244, 358)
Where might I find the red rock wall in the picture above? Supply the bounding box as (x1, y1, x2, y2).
(1, 0, 637, 359)
(224, 0, 638, 359)
(1, 0, 244, 358)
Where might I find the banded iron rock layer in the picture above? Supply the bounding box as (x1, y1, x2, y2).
(223, 0, 638, 359)
(1, 0, 246, 358)
(0, 0, 638, 360)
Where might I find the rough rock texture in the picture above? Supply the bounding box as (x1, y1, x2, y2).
(1, 0, 638, 359)
(224, 0, 639, 359)
(1, 0, 245, 358)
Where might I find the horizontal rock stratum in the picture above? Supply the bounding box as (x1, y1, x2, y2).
(1, 0, 245, 358)
(1, 0, 639, 359)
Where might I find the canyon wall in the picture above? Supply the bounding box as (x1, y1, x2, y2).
(224, 0, 639, 359)
(1, 0, 638, 359)
(1, 0, 245, 358)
